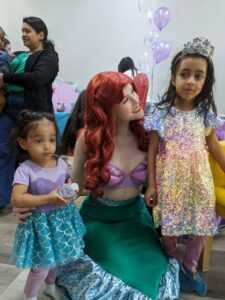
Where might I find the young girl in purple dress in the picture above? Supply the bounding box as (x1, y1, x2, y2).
(11, 110, 85, 300)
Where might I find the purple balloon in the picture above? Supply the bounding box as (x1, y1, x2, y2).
(154, 41, 171, 64)
(154, 7, 171, 31)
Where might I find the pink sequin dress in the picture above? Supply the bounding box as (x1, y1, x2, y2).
(144, 106, 223, 236)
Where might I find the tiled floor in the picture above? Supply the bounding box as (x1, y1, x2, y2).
(0, 204, 225, 300)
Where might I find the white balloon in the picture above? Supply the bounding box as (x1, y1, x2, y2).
(138, 52, 153, 73)
(138, 0, 152, 13)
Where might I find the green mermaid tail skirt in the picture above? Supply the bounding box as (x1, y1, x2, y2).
(80, 194, 170, 299)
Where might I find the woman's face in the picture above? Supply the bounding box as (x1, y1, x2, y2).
(113, 84, 144, 122)
(22, 22, 44, 50)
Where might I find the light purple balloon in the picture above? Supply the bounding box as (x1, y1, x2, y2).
(153, 41, 171, 64)
(154, 6, 171, 31)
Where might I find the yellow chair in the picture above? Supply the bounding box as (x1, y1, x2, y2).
(200, 141, 225, 272)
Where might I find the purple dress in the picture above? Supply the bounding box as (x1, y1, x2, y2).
(11, 158, 86, 269)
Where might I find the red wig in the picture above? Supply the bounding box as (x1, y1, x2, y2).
(84, 71, 149, 196)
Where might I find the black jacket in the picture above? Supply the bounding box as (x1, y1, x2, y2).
(3, 49, 59, 112)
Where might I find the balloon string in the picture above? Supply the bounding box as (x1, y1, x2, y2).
(151, 61, 154, 101)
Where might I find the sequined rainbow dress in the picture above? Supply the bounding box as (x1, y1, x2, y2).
(144, 106, 223, 236)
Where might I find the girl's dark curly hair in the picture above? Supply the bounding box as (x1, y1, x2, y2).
(12, 110, 57, 162)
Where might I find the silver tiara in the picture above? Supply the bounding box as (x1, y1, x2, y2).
(182, 37, 214, 58)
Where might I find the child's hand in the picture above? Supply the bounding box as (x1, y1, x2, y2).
(144, 187, 157, 207)
(13, 206, 36, 224)
(0, 90, 6, 113)
(47, 189, 68, 207)
(66, 177, 72, 184)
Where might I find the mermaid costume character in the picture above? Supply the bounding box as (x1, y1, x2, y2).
(57, 160, 179, 299)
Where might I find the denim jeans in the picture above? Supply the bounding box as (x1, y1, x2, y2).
(0, 92, 25, 206)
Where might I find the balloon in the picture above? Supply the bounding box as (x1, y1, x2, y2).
(154, 7, 171, 31)
(138, 52, 153, 73)
(133, 73, 149, 111)
(153, 41, 171, 64)
(144, 31, 159, 50)
(138, 0, 152, 13)
(147, 10, 153, 25)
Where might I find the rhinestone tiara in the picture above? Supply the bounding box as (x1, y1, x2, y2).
(182, 37, 214, 58)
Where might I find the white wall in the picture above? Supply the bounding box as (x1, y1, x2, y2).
(1, 0, 225, 112)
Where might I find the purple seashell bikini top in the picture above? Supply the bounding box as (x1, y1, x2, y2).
(104, 160, 147, 190)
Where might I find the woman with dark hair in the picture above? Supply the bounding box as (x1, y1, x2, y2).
(118, 56, 139, 78)
(0, 16, 59, 208)
(62, 90, 86, 156)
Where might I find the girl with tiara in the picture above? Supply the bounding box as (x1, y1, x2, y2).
(144, 37, 225, 296)
(11, 110, 85, 300)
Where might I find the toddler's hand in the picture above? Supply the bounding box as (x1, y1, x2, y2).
(13, 206, 36, 224)
(47, 189, 68, 207)
(144, 187, 157, 207)
(66, 177, 72, 184)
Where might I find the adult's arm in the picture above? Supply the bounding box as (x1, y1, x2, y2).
(71, 131, 88, 194)
(3, 50, 59, 88)
(144, 130, 159, 207)
(13, 207, 36, 224)
(206, 129, 225, 173)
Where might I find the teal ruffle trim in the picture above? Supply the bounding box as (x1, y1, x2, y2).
(57, 255, 180, 300)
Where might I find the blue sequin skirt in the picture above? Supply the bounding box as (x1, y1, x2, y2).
(11, 203, 86, 269)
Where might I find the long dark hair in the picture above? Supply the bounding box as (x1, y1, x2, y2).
(12, 110, 57, 161)
(62, 90, 86, 155)
(158, 52, 216, 115)
(118, 56, 139, 78)
(23, 17, 55, 51)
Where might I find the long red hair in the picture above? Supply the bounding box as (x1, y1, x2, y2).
(84, 71, 149, 196)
